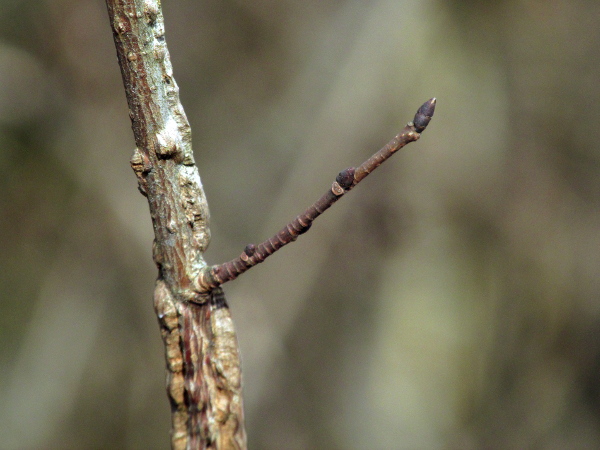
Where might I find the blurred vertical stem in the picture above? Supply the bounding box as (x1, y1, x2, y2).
(105, 1, 246, 448)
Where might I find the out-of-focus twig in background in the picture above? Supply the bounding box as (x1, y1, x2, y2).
(1, 1, 599, 448)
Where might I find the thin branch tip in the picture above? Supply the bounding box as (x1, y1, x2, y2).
(202, 99, 437, 289)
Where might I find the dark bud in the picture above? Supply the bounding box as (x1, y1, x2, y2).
(244, 244, 256, 257)
(413, 98, 436, 133)
(336, 167, 356, 189)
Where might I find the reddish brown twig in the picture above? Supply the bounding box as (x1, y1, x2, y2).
(196, 98, 436, 293)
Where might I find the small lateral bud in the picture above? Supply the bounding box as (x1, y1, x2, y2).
(244, 244, 256, 257)
(413, 98, 436, 133)
(240, 244, 256, 262)
(336, 167, 356, 189)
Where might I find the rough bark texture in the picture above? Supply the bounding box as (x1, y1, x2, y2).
(106, 1, 246, 448)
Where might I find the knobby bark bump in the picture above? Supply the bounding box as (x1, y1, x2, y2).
(107, 1, 435, 448)
(106, 1, 246, 448)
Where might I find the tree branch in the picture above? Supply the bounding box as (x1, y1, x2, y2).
(195, 98, 436, 293)
(106, 0, 435, 445)
(105, 1, 246, 448)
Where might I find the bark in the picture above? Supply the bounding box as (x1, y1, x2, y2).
(105, 1, 246, 448)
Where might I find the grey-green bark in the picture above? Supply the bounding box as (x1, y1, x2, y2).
(106, 1, 246, 448)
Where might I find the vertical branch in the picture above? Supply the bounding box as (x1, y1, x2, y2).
(105, 1, 246, 448)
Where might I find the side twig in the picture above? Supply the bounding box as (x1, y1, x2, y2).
(196, 98, 436, 293)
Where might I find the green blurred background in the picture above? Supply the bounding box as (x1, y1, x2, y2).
(1, 0, 599, 448)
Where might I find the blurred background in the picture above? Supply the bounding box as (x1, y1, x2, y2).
(1, 0, 599, 448)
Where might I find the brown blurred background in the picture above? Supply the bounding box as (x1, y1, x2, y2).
(1, 0, 600, 448)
